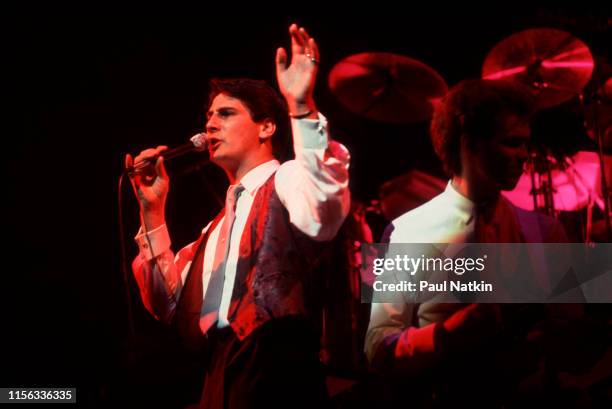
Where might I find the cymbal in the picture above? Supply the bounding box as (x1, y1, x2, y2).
(328, 52, 448, 124)
(502, 151, 602, 212)
(482, 28, 594, 109)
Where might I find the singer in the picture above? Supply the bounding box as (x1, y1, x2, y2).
(125, 24, 350, 409)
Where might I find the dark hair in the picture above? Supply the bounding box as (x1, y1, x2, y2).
(430, 79, 535, 175)
(208, 78, 292, 161)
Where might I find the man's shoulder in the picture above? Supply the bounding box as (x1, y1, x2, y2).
(511, 204, 568, 243)
(392, 194, 445, 226)
(385, 193, 451, 242)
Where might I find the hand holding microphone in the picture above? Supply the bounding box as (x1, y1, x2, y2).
(125, 133, 208, 176)
(124, 133, 208, 231)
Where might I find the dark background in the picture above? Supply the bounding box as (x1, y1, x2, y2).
(2, 6, 610, 408)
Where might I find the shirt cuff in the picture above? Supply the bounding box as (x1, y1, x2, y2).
(291, 112, 328, 150)
(135, 224, 171, 261)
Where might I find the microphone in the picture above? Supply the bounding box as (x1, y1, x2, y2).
(126, 133, 208, 175)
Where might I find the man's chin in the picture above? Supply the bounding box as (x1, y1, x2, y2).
(210, 151, 227, 163)
(210, 154, 239, 172)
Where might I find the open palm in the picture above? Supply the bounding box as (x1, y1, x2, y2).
(276, 24, 319, 111)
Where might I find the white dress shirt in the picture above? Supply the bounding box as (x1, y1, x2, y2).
(132, 114, 351, 326)
(366, 182, 476, 368)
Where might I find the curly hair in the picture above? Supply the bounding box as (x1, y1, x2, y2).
(430, 79, 535, 175)
(208, 78, 292, 162)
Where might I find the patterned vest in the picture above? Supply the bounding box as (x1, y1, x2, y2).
(175, 174, 327, 350)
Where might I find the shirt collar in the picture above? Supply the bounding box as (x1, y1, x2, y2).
(238, 159, 280, 196)
(443, 180, 476, 218)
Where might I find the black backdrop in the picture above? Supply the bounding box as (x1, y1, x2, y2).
(3, 6, 609, 408)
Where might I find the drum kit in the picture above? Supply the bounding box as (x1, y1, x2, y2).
(327, 27, 612, 242)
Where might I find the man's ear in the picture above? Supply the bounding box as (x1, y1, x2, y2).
(258, 119, 276, 142)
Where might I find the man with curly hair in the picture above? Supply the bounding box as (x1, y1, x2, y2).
(366, 79, 569, 407)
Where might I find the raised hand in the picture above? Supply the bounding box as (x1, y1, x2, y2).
(275, 23, 319, 118)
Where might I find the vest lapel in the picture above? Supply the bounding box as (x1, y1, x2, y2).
(175, 210, 225, 347)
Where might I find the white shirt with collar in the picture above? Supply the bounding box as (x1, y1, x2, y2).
(133, 114, 351, 326)
(366, 182, 477, 366)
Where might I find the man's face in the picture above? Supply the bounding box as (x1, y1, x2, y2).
(205, 93, 264, 169)
(469, 113, 531, 191)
